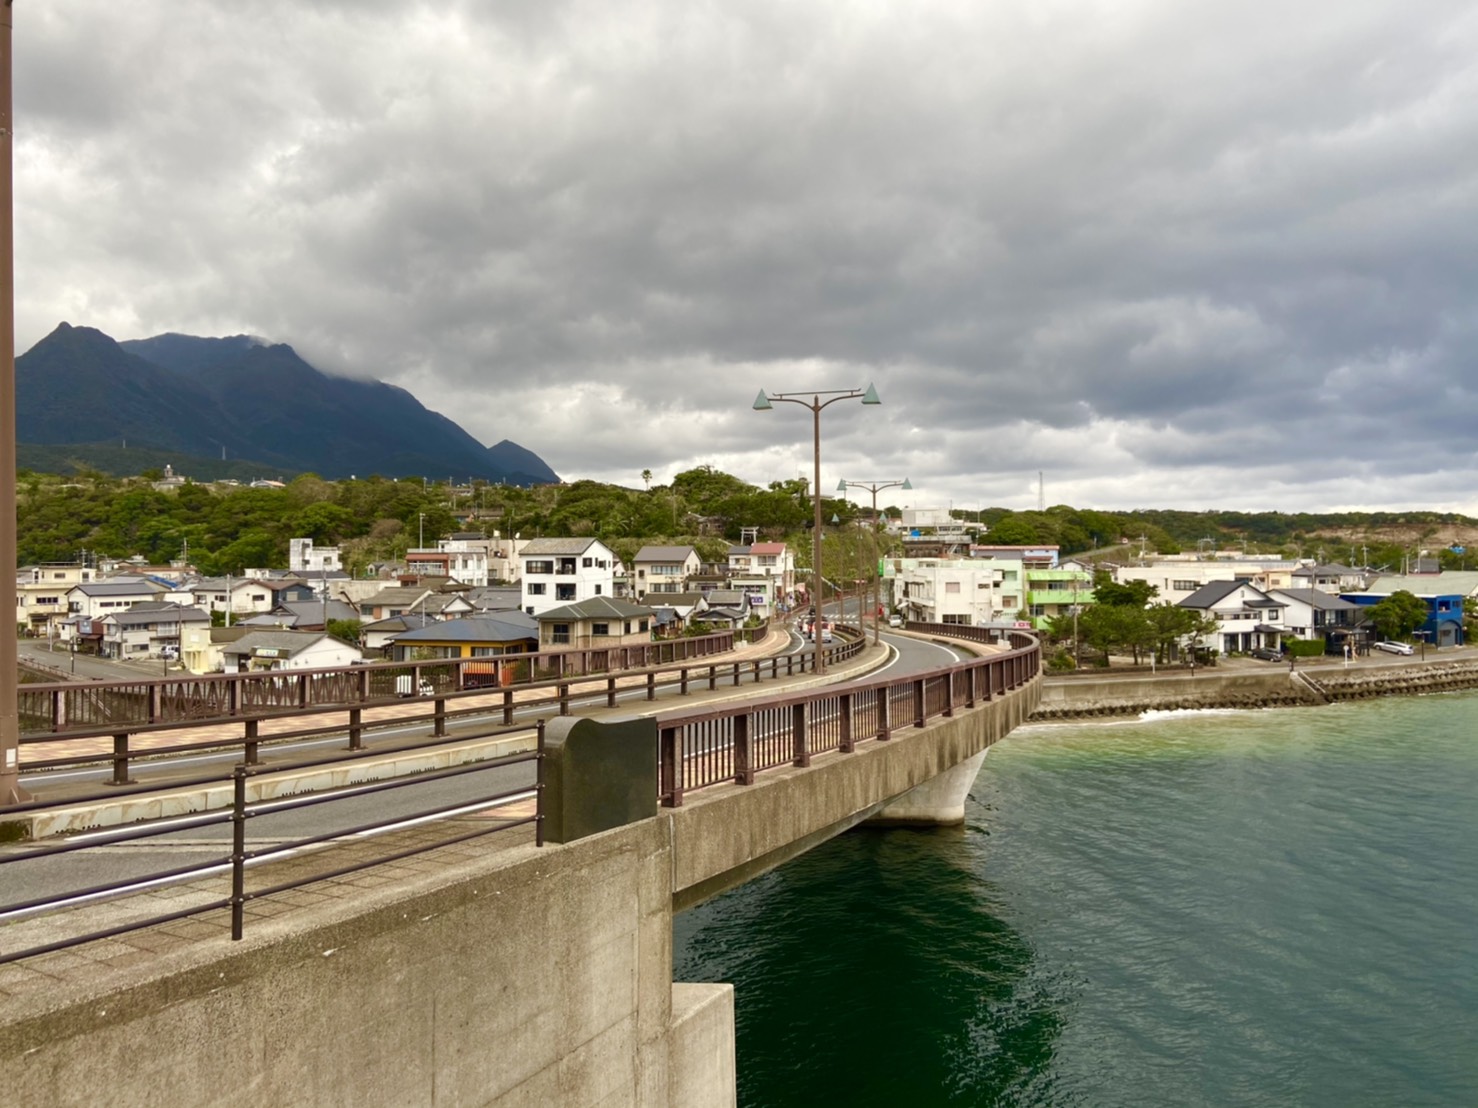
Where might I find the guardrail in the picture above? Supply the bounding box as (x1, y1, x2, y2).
(18, 630, 749, 737)
(15, 626, 865, 786)
(0, 724, 543, 966)
(657, 630, 1039, 806)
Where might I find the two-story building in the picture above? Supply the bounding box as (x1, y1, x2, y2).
(405, 536, 491, 587)
(519, 539, 617, 616)
(288, 538, 342, 574)
(1178, 580, 1287, 655)
(630, 545, 702, 601)
(99, 602, 212, 660)
(888, 557, 1025, 626)
(534, 597, 655, 650)
(66, 579, 170, 620)
(1266, 588, 1368, 645)
(16, 562, 99, 633)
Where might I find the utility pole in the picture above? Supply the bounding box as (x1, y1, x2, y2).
(0, 2, 27, 803)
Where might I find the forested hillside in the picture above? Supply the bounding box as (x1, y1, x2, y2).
(18, 463, 1478, 578)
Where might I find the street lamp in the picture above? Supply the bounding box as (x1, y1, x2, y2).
(837, 477, 911, 644)
(753, 384, 881, 673)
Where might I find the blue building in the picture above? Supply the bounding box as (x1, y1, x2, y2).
(1340, 587, 1466, 647)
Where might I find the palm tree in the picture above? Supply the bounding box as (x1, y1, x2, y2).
(641, 469, 653, 491)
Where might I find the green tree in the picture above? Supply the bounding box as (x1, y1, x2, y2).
(1367, 591, 1428, 640)
(1092, 570, 1159, 607)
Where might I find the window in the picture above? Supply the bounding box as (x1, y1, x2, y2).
(945, 581, 961, 594)
(551, 623, 571, 645)
(583, 557, 594, 568)
(1173, 580, 1196, 591)
(594, 584, 603, 595)
(556, 584, 576, 601)
(528, 583, 546, 596)
(1029, 604, 1045, 616)
(557, 558, 577, 574)
(942, 614, 969, 625)
(639, 619, 649, 633)
(592, 622, 610, 636)
(624, 621, 631, 634)
(527, 560, 554, 575)
(471, 646, 506, 656)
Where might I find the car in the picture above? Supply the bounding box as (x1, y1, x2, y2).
(1248, 647, 1282, 661)
(888, 614, 904, 628)
(1375, 640, 1415, 655)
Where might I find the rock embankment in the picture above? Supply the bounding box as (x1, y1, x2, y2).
(1030, 658, 1478, 720)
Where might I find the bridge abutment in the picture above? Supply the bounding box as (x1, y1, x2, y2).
(864, 748, 989, 826)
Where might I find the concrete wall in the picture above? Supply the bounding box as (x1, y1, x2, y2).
(4, 819, 732, 1108)
(667, 676, 1041, 912)
(5, 676, 1043, 1106)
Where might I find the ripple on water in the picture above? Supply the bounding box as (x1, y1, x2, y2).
(676, 690, 1478, 1107)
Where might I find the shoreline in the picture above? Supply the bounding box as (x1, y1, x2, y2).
(1030, 653, 1478, 720)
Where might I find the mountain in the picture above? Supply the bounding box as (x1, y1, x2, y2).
(16, 323, 558, 485)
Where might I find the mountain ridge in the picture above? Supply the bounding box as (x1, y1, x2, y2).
(17, 323, 559, 485)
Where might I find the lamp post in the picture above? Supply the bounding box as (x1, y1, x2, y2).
(837, 477, 910, 644)
(753, 384, 881, 673)
(0, 1, 26, 804)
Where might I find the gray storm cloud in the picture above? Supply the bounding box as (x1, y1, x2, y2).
(13, 1, 1478, 513)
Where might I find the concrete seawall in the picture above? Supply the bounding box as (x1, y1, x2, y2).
(1032, 657, 1478, 719)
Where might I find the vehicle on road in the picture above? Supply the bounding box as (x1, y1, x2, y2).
(888, 614, 904, 628)
(1248, 647, 1282, 661)
(1374, 640, 1415, 655)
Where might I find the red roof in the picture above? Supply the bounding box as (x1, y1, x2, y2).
(750, 542, 787, 554)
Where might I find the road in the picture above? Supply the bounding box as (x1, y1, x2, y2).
(1, 629, 978, 925)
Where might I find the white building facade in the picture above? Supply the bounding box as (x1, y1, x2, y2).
(519, 538, 618, 616)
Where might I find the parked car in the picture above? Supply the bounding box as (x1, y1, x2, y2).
(1374, 640, 1415, 655)
(888, 614, 904, 628)
(1248, 647, 1282, 661)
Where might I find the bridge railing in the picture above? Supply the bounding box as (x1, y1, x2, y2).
(0, 723, 543, 966)
(657, 631, 1039, 806)
(17, 630, 747, 737)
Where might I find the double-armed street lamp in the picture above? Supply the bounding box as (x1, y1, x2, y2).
(753, 384, 881, 674)
(837, 477, 910, 644)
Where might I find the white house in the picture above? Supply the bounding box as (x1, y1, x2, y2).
(631, 545, 702, 600)
(16, 561, 98, 632)
(99, 602, 212, 660)
(1177, 580, 1287, 655)
(289, 538, 342, 574)
(218, 630, 363, 673)
(65, 580, 169, 620)
(519, 538, 617, 616)
(890, 557, 1025, 626)
(406, 538, 490, 587)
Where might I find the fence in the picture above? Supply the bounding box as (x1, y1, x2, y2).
(0, 723, 543, 966)
(657, 630, 1039, 806)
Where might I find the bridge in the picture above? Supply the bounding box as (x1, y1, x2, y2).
(0, 623, 1040, 1106)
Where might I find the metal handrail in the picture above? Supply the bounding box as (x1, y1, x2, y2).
(0, 722, 543, 965)
(657, 631, 1039, 806)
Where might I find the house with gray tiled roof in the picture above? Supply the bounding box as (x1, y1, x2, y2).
(533, 596, 655, 649)
(519, 538, 618, 616)
(99, 601, 211, 660)
(218, 630, 363, 673)
(386, 614, 539, 662)
(1178, 580, 1287, 655)
(65, 579, 169, 620)
(631, 545, 701, 601)
(1266, 588, 1368, 642)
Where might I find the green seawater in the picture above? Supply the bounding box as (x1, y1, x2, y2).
(673, 692, 1478, 1106)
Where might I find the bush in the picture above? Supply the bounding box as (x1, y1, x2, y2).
(1047, 650, 1077, 671)
(1286, 639, 1325, 658)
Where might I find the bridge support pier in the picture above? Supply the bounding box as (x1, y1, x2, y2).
(864, 748, 988, 826)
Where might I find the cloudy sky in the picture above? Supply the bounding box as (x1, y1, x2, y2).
(14, 2, 1478, 514)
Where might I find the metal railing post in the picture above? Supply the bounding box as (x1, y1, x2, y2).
(230, 766, 247, 941)
(244, 718, 261, 764)
(913, 677, 926, 727)
(679, 667, 689, 696)
(877, 688, 891, 741)
(558, 683, 570, 715)
(108, 734, 133, 785)
(791, 703, 810, 767)
(535, 720, 546, 847)
(347, 708, 362, 752)
(839, 692, 854, 753)
(646, 672, 656, 702)
(607, 677, 618, 708)
(734, 714, 754, 785)
(660, 725, 683, 807)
